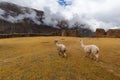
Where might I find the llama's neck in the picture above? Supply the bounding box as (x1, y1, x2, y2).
(81, 42, 85, 48)
(56, 42, 59, 46)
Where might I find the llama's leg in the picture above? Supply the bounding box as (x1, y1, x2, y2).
(61, 52, 64, 57)
(63, 49, 66, 57)
(63, 52, 67, 57)
(60, 51, 66, 58)
(57, 48, 60, 56)
(58, 50, 61, 56)
(90, 53, 95, 60)
(84, 53, 88, 57)
(88, 53, 91, 58)
(85, 53, 90, 58)
(95, 54, 99, 61)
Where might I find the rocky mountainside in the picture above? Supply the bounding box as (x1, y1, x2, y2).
(0, 2, 93, 37)
(0, 2, 59, 34)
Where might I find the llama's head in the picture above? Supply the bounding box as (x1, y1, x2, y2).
(80, 40, 85, 48)
(80, 40, 83, 44)
(54, 40, 58, 44)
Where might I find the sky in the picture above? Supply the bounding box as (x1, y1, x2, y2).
(0, 0, 120, 31)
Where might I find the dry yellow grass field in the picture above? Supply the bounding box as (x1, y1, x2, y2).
(0, 37, 120, 80)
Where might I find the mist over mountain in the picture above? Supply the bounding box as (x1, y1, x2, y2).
(0, 2, 61, 34)
(0, 2, 93, 36)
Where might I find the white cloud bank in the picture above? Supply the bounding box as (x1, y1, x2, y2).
(0, 0, 120, 31)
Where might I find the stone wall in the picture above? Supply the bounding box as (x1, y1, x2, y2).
(94, 28, 120, 38)
(62, 30, 78, 37)
(94, 28, 106, 37)
(107, 29, 120, 38)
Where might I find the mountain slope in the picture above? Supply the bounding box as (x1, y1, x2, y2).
(0, 2, 59, 34)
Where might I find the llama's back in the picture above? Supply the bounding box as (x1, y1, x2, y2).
(58, 44, 66, 51)
(84, 45, 99, 54)
(90, 45, 99, 54)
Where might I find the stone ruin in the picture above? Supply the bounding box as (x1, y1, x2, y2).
(62, 30, 78, 37)
(94, 28, 106, 37)
(107, 29, 120, 38)
(94, 28, 120, 38)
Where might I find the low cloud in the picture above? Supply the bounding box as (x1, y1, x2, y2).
(0, 0, 120, 31)
(0, 7, 41, 25)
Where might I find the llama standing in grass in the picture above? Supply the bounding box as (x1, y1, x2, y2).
(80, 40, 99, 61)
(54, 40, 67, 57)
